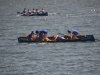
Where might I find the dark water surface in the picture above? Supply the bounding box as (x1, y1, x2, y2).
(0, 0, 100, 75)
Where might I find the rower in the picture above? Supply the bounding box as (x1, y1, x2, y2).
(21, 8, 27, 14)
(27, 9, 31, 15)
(36, 9, 40, 14)
(27, 31, 36, 41)
(39, 30, 44, 41)
(53, 35, 68, 41)
(68, 30, 79, 40)
(40, 8, 45, 14)
(35, 30, 39, 37)
(43, 30, 51, 41)
(38, 30, 51, 41)
(31, 9, 36, 14)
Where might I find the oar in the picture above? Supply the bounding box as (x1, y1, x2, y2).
(17, 12, 21, 14)
(48, 12, 60, 15)
(16, 12, 22, 17)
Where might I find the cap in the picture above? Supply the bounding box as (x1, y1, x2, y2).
(43, 30, 48, 34)
(40, 30, 44, 34)
(72, 30, 79, 35)
(31, 31, 34, 34)
(68, 30, 71, 33)
(40, 29, 48, 34)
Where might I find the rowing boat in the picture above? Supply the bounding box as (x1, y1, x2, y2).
(17, 35, 95, 43)
(17, 12, 48, 16)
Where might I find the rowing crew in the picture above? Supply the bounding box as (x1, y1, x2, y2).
(27, 30, 79, 41)
(21, 8, 45, 15)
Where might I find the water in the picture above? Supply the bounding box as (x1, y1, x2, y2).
(0, 0, 100, 75)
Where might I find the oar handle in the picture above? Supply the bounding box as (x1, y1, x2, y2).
(17, 12, 21, 14)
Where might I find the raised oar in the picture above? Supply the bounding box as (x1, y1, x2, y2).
(17, 12, 21, 14)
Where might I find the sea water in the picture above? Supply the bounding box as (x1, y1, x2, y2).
(0, 0, 100, 75)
